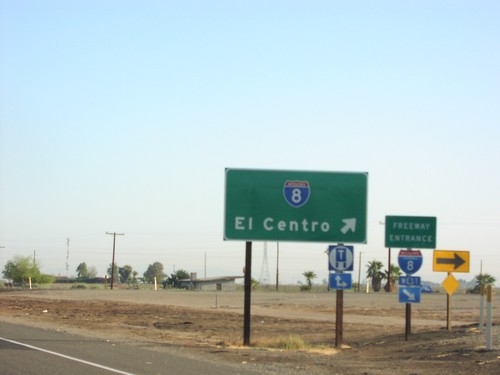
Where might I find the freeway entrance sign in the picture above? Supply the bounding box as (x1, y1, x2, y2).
(385, 216, 437, 249)
(433, 250, 470, 273)
(224, 169, 368, 242)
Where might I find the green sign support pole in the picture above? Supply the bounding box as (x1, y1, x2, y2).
(243, 241, 252, 346)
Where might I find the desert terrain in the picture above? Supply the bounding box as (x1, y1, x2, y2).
(0, 287, 498, 374)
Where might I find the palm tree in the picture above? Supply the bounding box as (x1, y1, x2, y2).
(383, 264, 402, 292)
(301, 271, 317, 291)
(366, 260, 384, 292)
(469, 273, 496, 294)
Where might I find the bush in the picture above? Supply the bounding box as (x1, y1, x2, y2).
(71, 284, 87, 289)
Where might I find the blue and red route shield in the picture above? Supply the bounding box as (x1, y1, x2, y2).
(283, 181, 310, 208)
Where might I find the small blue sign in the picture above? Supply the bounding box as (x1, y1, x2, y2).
(283, 181, 310, 208)
(399, 286, 421, 303)
(328, 245, 354, 271)
(398, 250, 423, 275)
(330, 273, 352, 290)
(399, 276, 421, 287)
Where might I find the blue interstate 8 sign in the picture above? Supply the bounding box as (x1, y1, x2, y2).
(398, 249, 423, 275)
(283, 181, 310, 208)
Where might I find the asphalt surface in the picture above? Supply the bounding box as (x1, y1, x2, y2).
(0, 321, 262, 375)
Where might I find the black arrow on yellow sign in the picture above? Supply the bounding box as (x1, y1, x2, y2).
(436, 253, 466, 270)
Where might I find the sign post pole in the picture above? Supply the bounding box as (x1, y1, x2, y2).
(446, 272, 452, 330)
(243, 241, 252, 346)
(486, 285, 492, 350)
(335, 289, 344, 348)
(405, 303, 411, 341)
(433, 250, 470, 330)
(479, 284, 485, 332)
(398, 249, 423, 341)
(328, 244, 354, 348)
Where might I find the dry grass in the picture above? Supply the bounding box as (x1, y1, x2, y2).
(252, 335, 310, 350)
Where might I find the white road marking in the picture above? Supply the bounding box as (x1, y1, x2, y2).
(0, 336, 136, 375)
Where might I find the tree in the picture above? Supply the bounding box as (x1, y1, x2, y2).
(143, 262, 166, 284)
(107, 264, 119, 284)
(76, 262, 90, 282)
(118, 265, 134, 284)
(131, 270, 139, 283)
(300, 271, 317, 291)
(165, 269, 190, 288)
(366, 260, 384, 292)
(88, 265, 98, 279)
(174, 269, 190, 280)
(468, 273, 496, 294)
(2, 255, 53, 284)
(383, 264, 402, 292)
(251, 278, 260, 290)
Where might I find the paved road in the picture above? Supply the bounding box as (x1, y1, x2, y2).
(0, 321, 262, 375)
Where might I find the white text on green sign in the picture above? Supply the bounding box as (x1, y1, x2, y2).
(224, 169, 368, 243)
(385, 215, 436, 249)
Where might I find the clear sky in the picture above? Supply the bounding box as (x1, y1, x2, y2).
(1, 1, 499, 286)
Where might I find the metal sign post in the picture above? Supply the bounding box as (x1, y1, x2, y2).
(336, 289, 344, 348)
(433, 251, 470, 330)
(328, 245, 354, 348)
(486, 286, 493, 350)
(398, 249, 423, 340)
(479, 284, 485, 332)
(405, 303, 411, 341)
(243, 241, 252, 346)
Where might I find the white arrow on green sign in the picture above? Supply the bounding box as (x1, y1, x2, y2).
(224, 168, 368, 243)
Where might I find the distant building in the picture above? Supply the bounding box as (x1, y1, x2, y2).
(177, 272, 243, 291)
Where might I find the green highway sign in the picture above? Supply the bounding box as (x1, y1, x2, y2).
(224, 168, 368, 243)
(385, 215, 437, 249)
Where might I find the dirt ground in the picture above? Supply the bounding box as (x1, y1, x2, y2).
(0, 287, 498, 374)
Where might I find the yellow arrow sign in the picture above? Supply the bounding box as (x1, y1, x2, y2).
(433, 250, 470, 273)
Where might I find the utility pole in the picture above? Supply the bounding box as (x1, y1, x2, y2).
(357, 251, 363, 292)
(275, 242, 280, 291)
(66, 238, 70, 277)
(106, 232, 124, 289)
